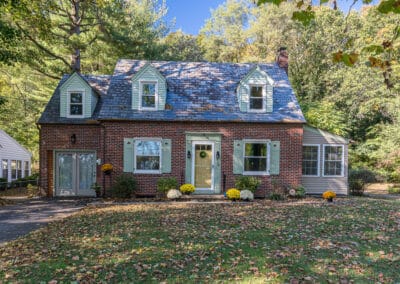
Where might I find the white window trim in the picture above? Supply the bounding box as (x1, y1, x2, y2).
(248, 84, 266, 113)
(243, 139, 271, 176)
(322, 144, 345, 177)
(302, 144, 320, 177)
(67, 90, 85, 118)
(134, 138, 162, 174)
(139, 81, 158, 111)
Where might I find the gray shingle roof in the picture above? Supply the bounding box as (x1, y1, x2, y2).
(38, 60, 305, 124)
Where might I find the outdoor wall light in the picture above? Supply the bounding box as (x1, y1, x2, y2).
(70, 134, 76, 144)
(216, 151, 220, 160)
(187, 150, 191, 159)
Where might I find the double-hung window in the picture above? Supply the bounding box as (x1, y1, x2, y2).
(11, 160, 17, 180)
(16, 160, 22, 179)
(323, 145, 344, 177)
(134, 139, 161, 173)
(24, 161, 29, 178)
(243, 141, 269, 174)
(302, 145, 320, 176)
(68, 92, 84, 117)
(249, 86, 265, 112)
(2, 159, 8, 180)
(140, 82, 157, 110)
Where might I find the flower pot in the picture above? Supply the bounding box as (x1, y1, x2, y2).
(103, 170, 112, 175)
(327, 197, 333, 202)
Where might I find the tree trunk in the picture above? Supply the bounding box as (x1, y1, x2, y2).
(70, 0, 81, 73)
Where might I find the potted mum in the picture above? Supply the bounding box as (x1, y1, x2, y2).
(322, 190, 336, 202)
(180, 183, 195, 195)
(226, 188, 240, 201)
(101, 163, 113, 175)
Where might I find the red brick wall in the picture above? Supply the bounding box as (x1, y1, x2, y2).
(39, 124, 103, 196)
(103, 121, 303, 197)
(40, 121, 303, 197)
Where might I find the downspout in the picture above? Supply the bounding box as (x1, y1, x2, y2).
(100, 121, 106, 197)
(36, 123, 42, 195)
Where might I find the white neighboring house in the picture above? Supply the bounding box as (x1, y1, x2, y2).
(0, 130, 32, 182)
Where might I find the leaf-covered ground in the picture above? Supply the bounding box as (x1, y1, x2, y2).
(1, 198, 399, 283)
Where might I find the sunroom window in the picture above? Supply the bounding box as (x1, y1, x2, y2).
(323, 145, 344, 176)
(140, 82, 157, 109)
(244, 142, 268, 174)
(134, 140, 161, 173)
(302, 145, 319, 176)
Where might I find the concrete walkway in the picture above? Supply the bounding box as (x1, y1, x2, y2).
(0, 198, 86, 245)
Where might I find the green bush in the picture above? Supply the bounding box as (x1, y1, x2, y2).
(269, 193, 284, 201)
(111, 174, 137, 198)
(235, 176, 261, 193)
(294, 185, 306, 198)
(0, 178, 7, 190)
(388, 185, 400, 194)
(349, 169, 376, 196)
(157, 177, 178, 193)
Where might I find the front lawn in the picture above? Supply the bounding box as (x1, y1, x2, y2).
(1, 198, 399, 283)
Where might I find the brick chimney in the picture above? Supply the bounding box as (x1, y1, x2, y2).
(276, 47, 288, 74)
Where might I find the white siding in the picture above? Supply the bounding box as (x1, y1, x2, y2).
(302, 126, 349, 195)
(0, 130, 32, 181)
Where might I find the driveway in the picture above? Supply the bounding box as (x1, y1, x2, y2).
(0, 198, 86, 245)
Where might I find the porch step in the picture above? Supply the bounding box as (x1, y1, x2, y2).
(182, 194, 226, 201)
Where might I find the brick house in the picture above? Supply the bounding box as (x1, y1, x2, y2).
(38, 59, 348, 197)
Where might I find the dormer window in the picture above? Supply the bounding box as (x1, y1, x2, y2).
(140, 81, 157, 110)
(249, 85, 265, 112)
(68, 91, 84, 117)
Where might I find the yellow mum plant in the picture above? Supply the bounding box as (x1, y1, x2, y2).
(226, 188, 240, 200)
(180, 184, 195, 194)
(101, 163, 113, 173)
(322, 190, 336, 199)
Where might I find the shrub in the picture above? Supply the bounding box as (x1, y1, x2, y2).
(269, 193, 284, 201)
(226, 188, 240, 200)
(111, 174, 137, 198)
(167, 189, 182, 199)
(235, 176, 261, 193)
(0, 178, 7, 191)
(349, 169, 376, 196)
(240, 189, 254, 201)
(322, 190, 337, 199)
(289, 185, 306, 198)
(157, 177, 178, 193)
(180, 184, 195, 194)
(388, 185, 400, 194)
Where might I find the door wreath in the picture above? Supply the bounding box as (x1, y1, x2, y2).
(199, 150, 207, 158)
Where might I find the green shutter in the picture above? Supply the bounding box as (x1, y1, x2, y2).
(266, 84, 273, 113)
(132, 82, 140, 110)
(161, 139, 172, 173)
(270, 141, 280, 175)
(123, 138, 134, 172)
(233, 140, 243, 174)
(185, 139, 192, 183)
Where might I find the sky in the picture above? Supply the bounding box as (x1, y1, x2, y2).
(165, 0, 380, 35)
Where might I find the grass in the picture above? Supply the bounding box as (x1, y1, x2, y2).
(1, 198, 400, 283)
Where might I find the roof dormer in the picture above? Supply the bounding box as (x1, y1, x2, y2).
(237, 66, 274, 113)
(131, 63, 167, 111)
(59, 72, 99, 118)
